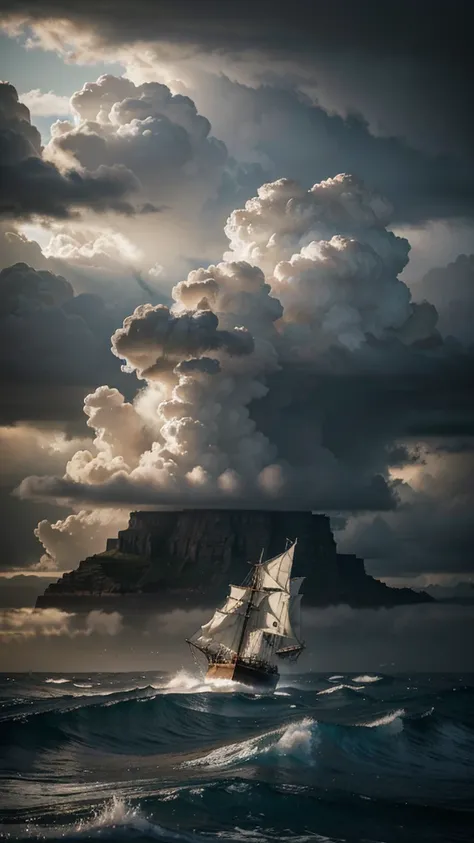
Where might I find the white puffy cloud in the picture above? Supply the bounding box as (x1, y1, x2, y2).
(35, 508, 130, 570)
(43, 228, 142, 267)
(225, 174, 438, 352)
(273, 236, 411, 352)
(225, 174, 409, 272)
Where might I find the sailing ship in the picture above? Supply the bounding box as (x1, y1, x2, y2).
(186, 540, 304, 691)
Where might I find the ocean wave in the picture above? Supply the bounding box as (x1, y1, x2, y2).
(160, 670, 271, 696)
(1, 675, 473, 797)
(5, 796, 206, 841)
(317, 683, 364, 695)
(45, 678, 70, 685)
(357, 708, 405, 729)
(184, 718, 317, 769)
(1, 793, 346, 842)
(352, 675, 382, 684)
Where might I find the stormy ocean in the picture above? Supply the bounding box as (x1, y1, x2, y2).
(0, 672, 472, 842)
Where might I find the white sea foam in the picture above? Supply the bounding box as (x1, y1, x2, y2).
(72, 795, 202, 840)
(162, 669, 265, 695)
(317, 683, 364, 695)
(185, 718, 316, 768)
(73, 683, 93, 689)
(328, 675, 344, 681)
(353, 674, 382, 683)
(276, 719, 315, 758)
(359, 708, 405, 729)
(45, 678, 70, 684)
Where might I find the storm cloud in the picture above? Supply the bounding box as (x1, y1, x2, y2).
(1, 1, 474, 596)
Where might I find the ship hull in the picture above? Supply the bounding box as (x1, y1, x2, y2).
(206, 661, 279, 691)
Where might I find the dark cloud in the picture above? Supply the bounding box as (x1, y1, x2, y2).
(15, 467, 395, 512)
(0, 262, 120, 391)
(191, 75, 474, 224)
(0, 259, 170, 426)
(0, 82, 139, 219)
(413, 254, 474, 345)
(2, 0, 473, 161)
(337, 445, 474, 579)
(111, 303, 255, 380)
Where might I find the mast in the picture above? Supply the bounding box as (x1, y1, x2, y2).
(235, 557, 260, 660)
(188, 540, 303, 668)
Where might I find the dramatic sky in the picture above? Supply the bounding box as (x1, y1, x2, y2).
(0, 0, 473, 669)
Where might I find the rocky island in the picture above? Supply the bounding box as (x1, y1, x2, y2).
(36, 509, 432, 611)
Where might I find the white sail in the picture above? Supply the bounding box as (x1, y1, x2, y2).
(254, 590, 295, 639)
(220, 585, 251, 615)
(189, 538, 303, 668)
(240, 629, 275, 661)
(290, 576, 305, 596)
(289, 593, 302, 640)
(195, 584, 250, 654)
(198, 608, 243, 653)
(260, 543, 295, 592)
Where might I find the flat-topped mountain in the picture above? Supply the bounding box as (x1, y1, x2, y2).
(36, 509, 432, 611)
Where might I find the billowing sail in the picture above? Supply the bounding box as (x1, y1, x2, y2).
(240, 629, 274, 662)
(256, 590, 294, 638)
(198, 608, 243, 653)
(220, 585, 251, 614)
(260, 544, 295, 592)
(289, 593, 302, 640)
(290, 577, 305, 596)
(189, 539, 303, 668)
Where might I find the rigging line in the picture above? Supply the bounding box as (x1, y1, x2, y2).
(236, 560, 259, 659)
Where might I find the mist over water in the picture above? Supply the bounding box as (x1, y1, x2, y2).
(0, 671, 473, 842)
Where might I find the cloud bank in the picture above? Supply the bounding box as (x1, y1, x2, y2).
(0, 607, 123, 641)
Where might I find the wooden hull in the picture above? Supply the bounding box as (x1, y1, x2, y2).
(206, 661, 279, 691)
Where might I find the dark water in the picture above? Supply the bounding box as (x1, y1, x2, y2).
(0, 672, 473, 842)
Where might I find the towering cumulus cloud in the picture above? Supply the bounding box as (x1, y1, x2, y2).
(226, 174, 437, 352)
(46, 74, 227, 211)
(19, 172, 450, 567)
(19, 258, 284, 517)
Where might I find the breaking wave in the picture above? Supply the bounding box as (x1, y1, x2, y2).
(1, 672, 473, 842)
(317, 683, 364, 695)
(353, 674, 382, 683)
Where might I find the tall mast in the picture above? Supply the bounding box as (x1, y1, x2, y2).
(235, 556, 260, 659)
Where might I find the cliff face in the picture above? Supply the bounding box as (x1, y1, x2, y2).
(36, 509, 432, 610)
